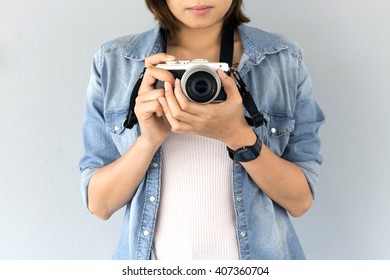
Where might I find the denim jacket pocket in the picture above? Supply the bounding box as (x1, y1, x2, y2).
(105, 109, 127, 134)
(263, 113, 295, 156)
(104, 109, 138, 154)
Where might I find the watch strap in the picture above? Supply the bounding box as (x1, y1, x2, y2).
(227, 132, 262, 162)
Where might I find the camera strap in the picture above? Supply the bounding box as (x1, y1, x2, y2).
(124, 67, 146, 129)
(124, 27, 266, 129)
(220, 27, 266, 127)
(231, 67, 267, 127)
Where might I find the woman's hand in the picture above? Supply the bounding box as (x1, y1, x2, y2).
(158, 69, 255, 149)
(135, 53, 176, 147)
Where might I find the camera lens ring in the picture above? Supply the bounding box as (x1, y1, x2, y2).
(181, 65, 221, 104)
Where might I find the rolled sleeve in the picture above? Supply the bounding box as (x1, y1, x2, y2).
(294, 161, 321, 198)
(283, 58, 325, 197)
(79, 49, 121, 210)
(80, 167, 98, 210)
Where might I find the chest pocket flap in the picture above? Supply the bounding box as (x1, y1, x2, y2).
(104, 109, 139, 155)
(264, 113, 295, 156)
(104, 109, 127, 135)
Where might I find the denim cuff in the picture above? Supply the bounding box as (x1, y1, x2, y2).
(294, 160, 321, 198)
(80, 167, 98, 212)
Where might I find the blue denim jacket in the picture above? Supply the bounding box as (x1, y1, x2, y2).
(80, 24, 324, 260)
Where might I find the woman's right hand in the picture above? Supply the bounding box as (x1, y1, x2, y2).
(135, 53, 176, 147)
(87, 54, 177, 220)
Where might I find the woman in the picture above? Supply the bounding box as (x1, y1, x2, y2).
(80, 0, 324, 260)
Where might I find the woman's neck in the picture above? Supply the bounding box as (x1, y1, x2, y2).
(166, 23, 243, 65)
(167, 23, 223, 61)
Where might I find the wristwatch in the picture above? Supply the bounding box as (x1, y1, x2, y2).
(227, 131, 262, 162)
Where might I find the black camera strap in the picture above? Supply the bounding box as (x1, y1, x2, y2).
(124, 67, 146, 129)
(220, 27, 266, 127)
(219, 27, 234, 65)
(230, 68, 266, 127)
(124, 27, 265, 129)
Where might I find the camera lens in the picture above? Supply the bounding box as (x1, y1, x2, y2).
(186, 72, 217, 103)
(181, 65, 221, 104)
(194, 80, 208, 94)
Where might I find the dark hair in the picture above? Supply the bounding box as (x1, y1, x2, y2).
(144, 0, 250, 33)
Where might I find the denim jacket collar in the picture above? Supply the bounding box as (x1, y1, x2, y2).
(238, 24, 289, 64)
(121, 26, 164, 60)
(120, 24, 289, 64)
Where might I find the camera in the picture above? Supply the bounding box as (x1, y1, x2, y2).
(155, 59, 230, 104)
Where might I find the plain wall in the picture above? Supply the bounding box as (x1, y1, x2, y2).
(1, 0, 389, 259)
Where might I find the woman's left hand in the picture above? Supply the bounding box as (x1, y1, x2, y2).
(159, 69, 314, 217)
(158, 69, 255, 149)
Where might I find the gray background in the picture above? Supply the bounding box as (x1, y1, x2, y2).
(1, 0, 389, 259)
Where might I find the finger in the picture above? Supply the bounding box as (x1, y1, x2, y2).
(172, 79, 206, 115)
(217, 69, 241, 100)
(165, 80, 200, 123)
(136, 88, 165, 103)
(155, 104, 164, 118)
(135, 99, 164, 120)
(145, 53, 176, 67)
(139, 53, 177, 94)
(158, 96, 194, 133)
(140, 66, 175, 93)
(136, 89, 166, 118)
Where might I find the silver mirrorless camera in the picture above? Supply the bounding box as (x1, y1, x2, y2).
(155, 59, 230, 104)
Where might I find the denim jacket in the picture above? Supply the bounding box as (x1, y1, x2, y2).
(80, 24, 325, 260)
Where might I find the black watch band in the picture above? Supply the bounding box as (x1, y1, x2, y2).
(227, 132, 262, 162)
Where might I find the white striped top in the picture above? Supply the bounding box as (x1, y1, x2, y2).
(153, 133, 240, 260)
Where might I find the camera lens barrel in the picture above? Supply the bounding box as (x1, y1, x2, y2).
(181, 65, 222, 104)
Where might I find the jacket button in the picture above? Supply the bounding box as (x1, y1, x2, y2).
(143, 230, 150, 237)
(240, 231, 247, 237)
(114, 125, 119, 132)
(236, 195, 242, 202)
(270, 128, 277, 134)
(152, 162, 158, 168)
(149, 196, 156, 202)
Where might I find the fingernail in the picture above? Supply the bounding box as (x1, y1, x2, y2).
(166, 54, 176, 60)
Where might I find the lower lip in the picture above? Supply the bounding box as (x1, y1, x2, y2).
(188, 7, 212, 16)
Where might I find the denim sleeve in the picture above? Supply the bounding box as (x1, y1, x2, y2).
(79, 49, 121, 210)
(283, 57, 325, 198)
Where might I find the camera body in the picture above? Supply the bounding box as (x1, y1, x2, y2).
(155, 59, 230, 104)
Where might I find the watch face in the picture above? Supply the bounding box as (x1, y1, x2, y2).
(228, 132, 262, 162)
(236, 149, 257, 162)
